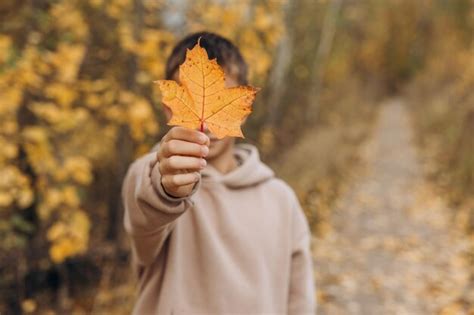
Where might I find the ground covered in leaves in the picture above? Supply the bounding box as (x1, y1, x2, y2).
(313, 100, 474, 315)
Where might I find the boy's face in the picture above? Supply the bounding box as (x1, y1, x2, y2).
(163, 71, 242, 161)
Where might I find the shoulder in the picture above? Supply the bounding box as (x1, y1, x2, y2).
(262, 177, 300, 209)
(264, 177, 296, 194)
(265, 177, 310, 233)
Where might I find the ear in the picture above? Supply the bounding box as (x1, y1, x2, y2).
(162, 71, 179, 122)
(163, 105, 172, 121)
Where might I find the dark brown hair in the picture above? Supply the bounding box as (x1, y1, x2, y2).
(165, 32, 248, 85)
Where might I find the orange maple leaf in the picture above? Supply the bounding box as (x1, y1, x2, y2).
(155, 40, 259, 139)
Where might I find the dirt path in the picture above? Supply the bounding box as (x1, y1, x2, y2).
(313, 99, 472, 314)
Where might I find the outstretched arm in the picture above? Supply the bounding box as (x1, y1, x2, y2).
(122, 127, 209, 266)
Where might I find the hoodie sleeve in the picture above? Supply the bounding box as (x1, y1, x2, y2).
(122, 151, 199, 266)
(288, 198, 317, 315)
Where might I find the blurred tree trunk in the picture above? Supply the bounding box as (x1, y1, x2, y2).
(306, 0, 343, 123)
(267, 0, 321, 148)
(453, 110, 474, 198)
(260, 1, 293, 155)
(266, 0, 341, 149)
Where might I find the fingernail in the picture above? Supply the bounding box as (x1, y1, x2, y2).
(202, 146, 209, 156)
(200, 159, 207, 168)
(199, 133, 208, 144)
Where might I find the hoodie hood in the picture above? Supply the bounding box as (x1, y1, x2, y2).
(201, 143, 274, 189)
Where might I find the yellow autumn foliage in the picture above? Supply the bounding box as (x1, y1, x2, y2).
(186, 0, 284, 84)
(47, 209, 90, 263)
(0, 166, 33, 209)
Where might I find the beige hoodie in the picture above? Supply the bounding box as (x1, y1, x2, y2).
(122, 143, 316, 315)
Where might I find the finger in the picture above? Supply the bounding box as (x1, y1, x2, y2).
(160, 156, 206, 174)
(162, 139, 209, 158)
(162, 172, 200, 187)
(164, 127, 209, 145)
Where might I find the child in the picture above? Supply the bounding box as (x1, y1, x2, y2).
(122, 32, 316, 315)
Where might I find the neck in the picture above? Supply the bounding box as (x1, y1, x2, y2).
(208, 142, 238, 174)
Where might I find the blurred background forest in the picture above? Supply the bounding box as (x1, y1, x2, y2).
(0, 0, 473, 314)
